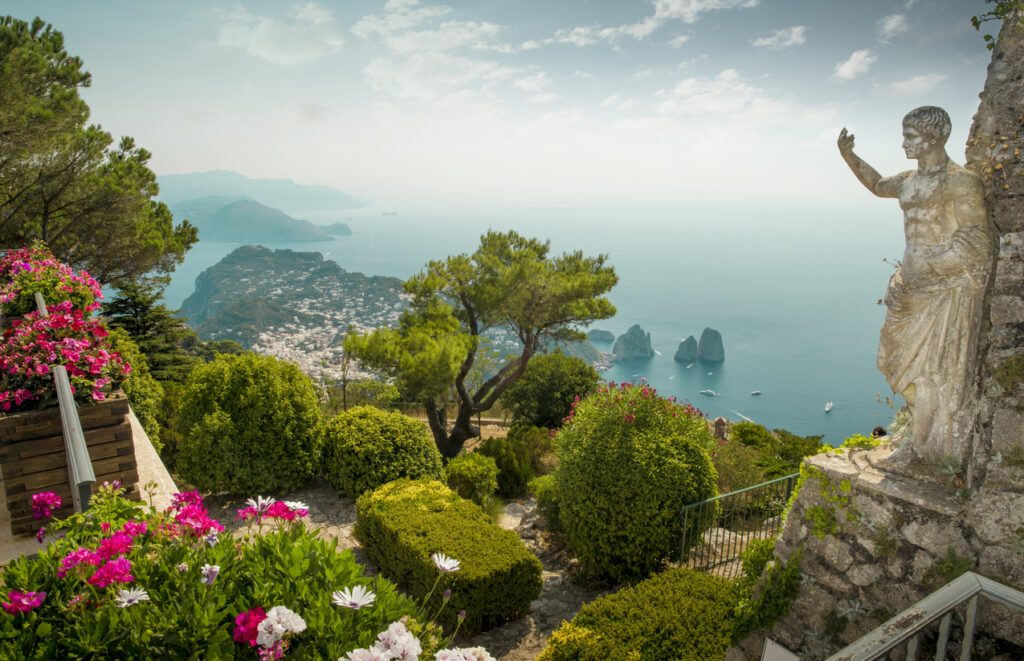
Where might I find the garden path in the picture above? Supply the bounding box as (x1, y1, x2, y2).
(201, 478, 608, 661)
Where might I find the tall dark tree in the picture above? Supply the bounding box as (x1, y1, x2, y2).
(101, 280, 200, 382)
(0, 16, 196, 284)
(345, 230, 617, 458)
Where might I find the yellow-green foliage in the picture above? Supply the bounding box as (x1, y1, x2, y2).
(538, 568, 739, 661)
(529, 473, 561, 531)
(732, 545, 803, 643)
(995, 354, 1024, 391)
(555, 382, 717, 583)
(176, 352, 323, 494)
(107, 328, 163, 453)
(322, 406, 443, 497)
(354, 479, 542, 635)
(444, 452, 499, 505)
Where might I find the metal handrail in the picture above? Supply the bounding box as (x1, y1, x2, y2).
(680, 473, 798, 579)
(825, 572, 1024, 661)
(32, 292, 96, 512)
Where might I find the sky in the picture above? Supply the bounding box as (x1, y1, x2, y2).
(5, 0, 995, 209)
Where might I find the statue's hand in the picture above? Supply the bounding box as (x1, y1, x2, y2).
(838, 128, 855, 155)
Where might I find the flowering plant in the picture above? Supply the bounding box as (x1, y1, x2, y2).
(0, 244, 102, 317)
(0, 302, 129, 413)
(0, 483, 493, 660)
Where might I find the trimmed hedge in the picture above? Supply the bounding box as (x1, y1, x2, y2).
(477, 435, 533, 498)
(529, 474, 561, 532)
(538, 568, 739, 661)
(355, 479, 543, 635)
(445, 452, 499, 505)
(322, 406, 443, 497)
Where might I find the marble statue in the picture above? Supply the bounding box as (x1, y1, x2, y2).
(838, 106, 994, 463)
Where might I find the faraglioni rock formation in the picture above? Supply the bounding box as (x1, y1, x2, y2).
(612, 324, 654, 361)
(674, 335, 698, 362)
(587, 329, 615, 343)
(696, 327, 724, 362)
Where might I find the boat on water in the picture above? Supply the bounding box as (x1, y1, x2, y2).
(751, 391, 762, 396)
(825, 401, 834, 413)
(699, 389, 718, 396)
(686, 363, 694, 368)
(707, 372, 713, 376)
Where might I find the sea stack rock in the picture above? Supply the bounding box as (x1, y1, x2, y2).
(587, 329, 615, 343)
(612, 324, 654, 361)
(674, 336, 698, 362)
(697, 327, 724, 362)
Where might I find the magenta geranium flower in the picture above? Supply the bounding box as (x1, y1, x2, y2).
(234, 607, 267, 646)
(57, 547, 102, 578)
(173, 503, 225, 537)
(96, 532, 134, 561)
(87, 557, 134, 588)
(3, 590, 45, 615)
(0, 244, 102, 316)
(31, 492, 61, 519)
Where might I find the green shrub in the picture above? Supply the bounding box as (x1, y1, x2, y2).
(322, 406, 443, 497)
(710, 436, 767, 493)
(508, 423, 555, 474)
(731, 421, 826, 480)
(538, 568, 739, 661)
(0, 484, 423, 658)
(732, 545, 803, 643)
(176, 352, 323, 494)
(107, 328, 164, 454)
(529, 474, 561, 532)
(555, 382, 717, 583)
(478, 435, 533, 498)
(445, 452, 499, 505)
(355, 479, 543, 635)
(500, 351, 601, 428)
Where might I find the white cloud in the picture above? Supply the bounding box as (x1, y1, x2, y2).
(514, 72, 551, 93)
(547, 0, 759, 47)
(655, 68, 786, 116)
(217, 2, 345, 65)
(876, 14, 908, 43)
(351, 0, 451, 38)
(600, 94, 639, 111)
(669, 34, 692, 48)
(889, 73, 946, 94)
(528, 93, 558, 104)
(832, 50, 877, 80)
(751, 25, 807, 50)
(290, 101, 329, 122)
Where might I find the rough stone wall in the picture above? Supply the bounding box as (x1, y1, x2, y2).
(730, 12, 1024, 660)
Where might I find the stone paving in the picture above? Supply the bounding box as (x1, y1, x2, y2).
(201, 478, 609, 661)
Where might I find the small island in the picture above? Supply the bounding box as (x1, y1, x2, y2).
(612, 324, 654, 361)
(587, 329, 615, 343)
(697, 327, 724, 362)
(674, 335, 698, 363)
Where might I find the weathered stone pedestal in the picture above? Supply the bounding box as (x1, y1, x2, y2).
(730, 443, 1024, 659)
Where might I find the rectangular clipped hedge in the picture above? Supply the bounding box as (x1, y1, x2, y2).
(354, 479, 543, 635)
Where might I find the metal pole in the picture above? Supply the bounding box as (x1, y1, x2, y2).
(34, 293, 95, 512)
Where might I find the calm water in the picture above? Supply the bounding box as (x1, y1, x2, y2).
(163, 203, 904, 445)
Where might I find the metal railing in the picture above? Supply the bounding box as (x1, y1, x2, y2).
(679, 473, 798, 579)
(30, 292, 96, 512)
(826, 572, 1024, 661)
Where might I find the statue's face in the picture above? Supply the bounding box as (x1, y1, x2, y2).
(902, 126, 929, 159)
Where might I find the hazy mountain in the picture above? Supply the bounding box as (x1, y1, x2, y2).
(157, 170, 364, 216)
(168, 197, 332, 242)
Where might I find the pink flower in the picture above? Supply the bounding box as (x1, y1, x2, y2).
(624, 414, 635, 423)
(121, 520, 148, 538)
(236, 506, 258, 521)
(87, 557, 134, 588)
(58, 547, 102, 578)
(31, 492, 62, 519)
(35, 527, 46, 544)
(3, 591, 45, 615)
(96, 532, 134, 561)
(170, 491, 204, 511)
(234, 607, 267, 646)
(174, 503, 225, 537)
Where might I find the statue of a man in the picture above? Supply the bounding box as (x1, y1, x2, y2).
(838, 106, 994, 463)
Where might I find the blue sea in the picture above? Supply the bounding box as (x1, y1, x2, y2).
(162, 202, 905, 446)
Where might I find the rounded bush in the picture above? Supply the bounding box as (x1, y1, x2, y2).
(555, 381, 717, 583)
(499, 351, 600, 428)
(528, 474, 561, 532)
(176, 352, 323, 494)
(322, 406, 442, 496)
(538, 568, 738, 661)
(477, 436, 532, 498)
(445, 452, 499, 505)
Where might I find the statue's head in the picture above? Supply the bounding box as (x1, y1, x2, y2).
(902, 106, 951, 146)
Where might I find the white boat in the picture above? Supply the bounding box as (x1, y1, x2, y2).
(707, 372, 713, 376)
(751, 391, 762, 396)
(667, 376, 674, 380)
(686, 363, 694, 368)
(825, 401, 834, 413)
(700, 389, 718, 396)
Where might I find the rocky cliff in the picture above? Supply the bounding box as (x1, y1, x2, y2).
(697, 327, 725, 362)
(674, 335, 698, 362)
(612, 324, 654, 361)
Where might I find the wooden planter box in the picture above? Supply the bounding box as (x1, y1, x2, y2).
(0, 392, 138, 536)
(0, 314, 26, 332)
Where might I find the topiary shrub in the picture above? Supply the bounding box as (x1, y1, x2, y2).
(322, 406, 443, 497)
(508, 423, 555, 474)
(444, 452, 499, 505)
(555, 381, 717, 583)
(538, 568, 739, 661)
(529, 474, 561, 532)
(176, 352, 323, 495)
(355, 479, 543, 635)
(478, 435, 533, 498)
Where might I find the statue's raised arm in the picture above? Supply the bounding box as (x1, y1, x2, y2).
(837, 128, 894, 198)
